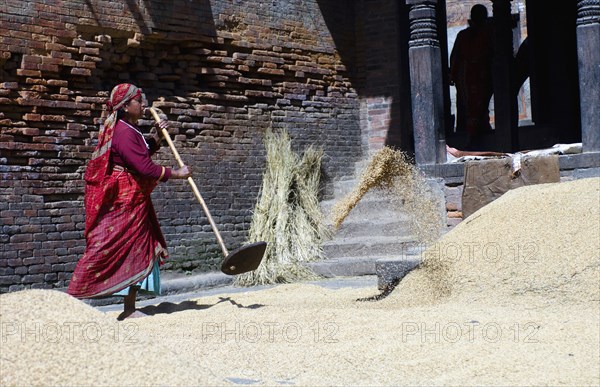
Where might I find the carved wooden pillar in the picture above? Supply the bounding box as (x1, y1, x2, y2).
(407, 0, 446, 165)
(492, 0, 518, 152)
(577, 0, 600, 152)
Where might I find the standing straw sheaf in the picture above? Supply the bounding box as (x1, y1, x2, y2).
(234, 128, 330, 286)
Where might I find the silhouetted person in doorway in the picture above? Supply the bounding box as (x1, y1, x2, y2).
(450, 4, 494, 150)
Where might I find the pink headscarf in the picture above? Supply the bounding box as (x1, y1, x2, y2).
(103, 83, 142, 130)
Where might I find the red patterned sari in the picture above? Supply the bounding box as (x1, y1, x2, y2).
(68, 84, 168, 298)
(67, 168, 167, 298)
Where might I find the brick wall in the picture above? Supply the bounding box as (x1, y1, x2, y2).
(0, 0, 363, 292)
(354, 0, 409, 155)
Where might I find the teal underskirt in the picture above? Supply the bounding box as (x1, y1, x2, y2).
(114, 260, 161, 296)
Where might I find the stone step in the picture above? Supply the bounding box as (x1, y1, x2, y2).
(330, 182, 401, 203)
(315, 157, 431, 286)
(321, 201, 403, 222)
(323, 235, 420, 259)
(321, 194, 405, 225)
(305, 258, 375, 277)
(331, 218, 412, 239)
(332, 178, 360, 197)
(305, 255, 397, 278)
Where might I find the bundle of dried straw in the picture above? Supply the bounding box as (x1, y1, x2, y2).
(234, 128, 330, 286)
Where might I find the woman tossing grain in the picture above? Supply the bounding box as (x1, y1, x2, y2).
(67, 83, 192, 320)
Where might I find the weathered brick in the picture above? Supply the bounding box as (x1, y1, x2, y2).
(21, 54, 41, 65)
(28, 264, 52, 274)
(75, 60, 96, 69)
(16, 69, 41, 77)
(0, 268, 15, 275)
(21, 274, 44, 283)
(47, 79, 68, 87)
(79, 46, 99, 55)
(1, 0, 366, 291)
(50, 51, 71, 59)
(31, 283, 52, 289)
(41, 114, 66, 122)
(22, 113, 41, 121)
(61, 58, 77, 67)
(15, 266, 28, 275)
(44, 273, 58, 281)
(8, 284, 27, 291)
(0, 276, 21, 285)
(1, 82, 18, 89)
(71, 38, 86, 47)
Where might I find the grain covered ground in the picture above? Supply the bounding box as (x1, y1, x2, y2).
(1, 177, 599, 386)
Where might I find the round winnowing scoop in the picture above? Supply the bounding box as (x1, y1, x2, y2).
(220, 241, 267, 275)
(149, 108, 267, 275)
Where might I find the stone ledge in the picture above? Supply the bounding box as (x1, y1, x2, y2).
(419, 151, 600, 180)
(81, 271, 234, 307)
(559, 152, 600, 170)
(305, 258, 378, 278)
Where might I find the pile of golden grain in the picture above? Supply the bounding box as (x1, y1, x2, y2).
(380, 177, 600, 307)
(0, 289, 221, 386)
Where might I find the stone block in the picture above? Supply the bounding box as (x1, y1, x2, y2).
(375, 256, 422, 291)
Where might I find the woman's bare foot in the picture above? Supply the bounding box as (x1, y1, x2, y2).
(117, 309, 147, 321)
(116, 285, 145, 320)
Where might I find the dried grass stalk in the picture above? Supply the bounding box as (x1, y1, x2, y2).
(235, 129, 330, 286)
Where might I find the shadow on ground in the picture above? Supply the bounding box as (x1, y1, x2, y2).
(139, 297, 265, 316)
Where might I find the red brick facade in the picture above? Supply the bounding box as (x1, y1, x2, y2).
(0, 1, 367, 291)
(1, 0, 527, 292)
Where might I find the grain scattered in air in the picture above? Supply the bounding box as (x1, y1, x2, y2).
(330, 147, 444, 244)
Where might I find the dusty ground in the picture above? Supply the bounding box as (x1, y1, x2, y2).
(1, 178, 598, 386)
(1, 281, 598, 386)
(126, 284, 599, 386)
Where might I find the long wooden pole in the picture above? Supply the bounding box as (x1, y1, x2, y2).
(149, 107, 229, 257)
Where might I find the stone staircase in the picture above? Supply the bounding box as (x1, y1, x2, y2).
(307, 162, 424, 290)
